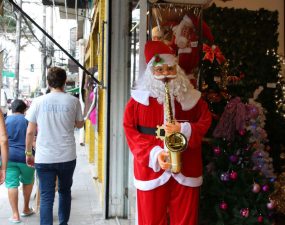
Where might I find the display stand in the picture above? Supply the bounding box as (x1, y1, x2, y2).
(146, 0, 212, 90)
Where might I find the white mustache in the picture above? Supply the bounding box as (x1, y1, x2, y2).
(154, 75, 177, 80)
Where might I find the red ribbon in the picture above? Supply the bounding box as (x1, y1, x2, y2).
(203, 44, 226, 64)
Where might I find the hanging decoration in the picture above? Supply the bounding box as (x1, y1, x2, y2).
(148, 0, 215, 90)
(274, 50, 285, 118)
(274, 64, 285, 119)
(247, 100, 276, 179)
(203, 44, 225, 64)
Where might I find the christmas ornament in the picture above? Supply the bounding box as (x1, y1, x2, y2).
(240, 208, 249, 217)
(219, 201, 228, 210)
(247, 104, 259, 119)
(262, 184, 269, 192)
(252, 183, 261, 193)
(229, 155, 238, 164)
(267, 199, 275, 210)
(203, 44, 226, 65)
(229, 171, 238, 180)
(257, 215, 263, 223)
(220, 172, 230, 182)
(270, 178, 276, 183)
(213, 146, 221, 156)
(239, 129, 246, 136)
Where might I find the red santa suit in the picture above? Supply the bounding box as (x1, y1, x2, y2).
(171, 15, 214, 75)
(123, 41, 212, 225)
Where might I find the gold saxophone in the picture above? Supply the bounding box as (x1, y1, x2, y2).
(164, 81, 187, 173)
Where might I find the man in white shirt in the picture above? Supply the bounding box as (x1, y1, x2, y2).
(25, 67, 84, 225)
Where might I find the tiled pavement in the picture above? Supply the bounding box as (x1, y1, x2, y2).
(0, 131, 131, 225)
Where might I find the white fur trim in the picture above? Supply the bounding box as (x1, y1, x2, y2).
(180, 122, 192, 141)
(180, 89, 201, 110)
(178, 47, 192, 54)
(131, 90, 150, 106)
(172, 173, 203, 187)
(134, 171, 203, 191)
(149, 146, 164, 172)
(131, 89, 200, 110)
(150, 54, 177, 67)
(134, 171, 172, 191)
(183, 15, 194, 27)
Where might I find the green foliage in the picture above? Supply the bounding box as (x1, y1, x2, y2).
(0, 2, 16, 33)
(200, 6, 280, 224)
(200, 133, 274, 225)
(0, 1, 35, 46)
(203, 4, 280, 98)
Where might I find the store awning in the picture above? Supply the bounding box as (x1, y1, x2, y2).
(66, 87, 79, 93)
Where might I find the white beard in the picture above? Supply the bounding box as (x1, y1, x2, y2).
(134, 64, 193, 105)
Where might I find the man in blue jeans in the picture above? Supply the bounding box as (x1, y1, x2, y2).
(25, 67, 84, 225)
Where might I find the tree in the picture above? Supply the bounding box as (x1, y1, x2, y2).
(200, 96, 276, 225)
(0, 1, 38, 49)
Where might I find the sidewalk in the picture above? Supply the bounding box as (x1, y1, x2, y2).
(0, 131, 126, 225)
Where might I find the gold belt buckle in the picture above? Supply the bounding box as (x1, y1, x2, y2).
(155, 125, 165, 141)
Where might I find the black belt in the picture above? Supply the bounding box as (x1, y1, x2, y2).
(137, 125, 165, 137)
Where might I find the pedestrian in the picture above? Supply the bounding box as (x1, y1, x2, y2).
(123, 41, 212, 225)
(5, 99, 35, 223)
(25, 67, 84, 225)
(0, 109, 8, 185)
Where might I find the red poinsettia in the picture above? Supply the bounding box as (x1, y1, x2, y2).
(203, 44, 226, 65)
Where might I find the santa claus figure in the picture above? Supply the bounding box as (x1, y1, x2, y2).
(171, 14, 214, 75)
(123, 40, 212, 225)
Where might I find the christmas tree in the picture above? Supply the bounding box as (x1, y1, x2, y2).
(199, 5, 283, 224)
(199, 39, 276, 224)
(200, 96, 276, 225)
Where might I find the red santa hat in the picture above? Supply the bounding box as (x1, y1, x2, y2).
(181, 14, 194, 27)
(144, 40, 176, 66)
